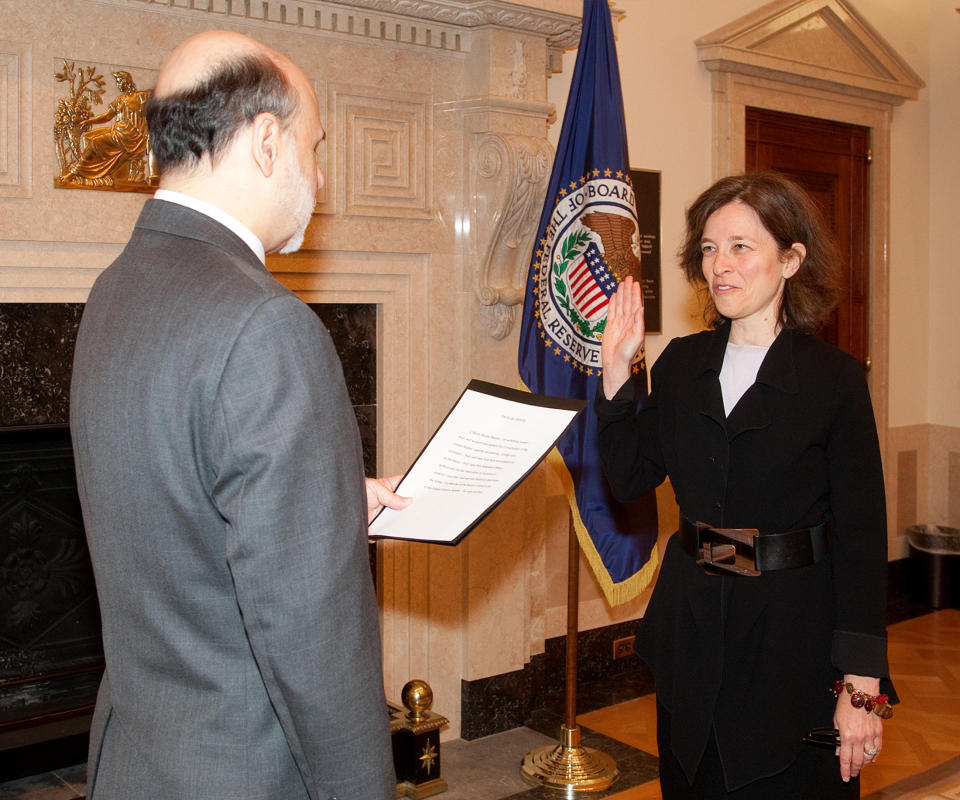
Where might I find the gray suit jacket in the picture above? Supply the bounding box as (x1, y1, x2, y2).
(70, 200, 395, 799)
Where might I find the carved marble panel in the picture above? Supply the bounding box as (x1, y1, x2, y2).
(334, 86, 431, 219)
(0, 41, 31, 198)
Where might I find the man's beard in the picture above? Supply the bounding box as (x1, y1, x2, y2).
(278, 150, 316, 255)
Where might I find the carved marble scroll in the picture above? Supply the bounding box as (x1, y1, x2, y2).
(472, 132, 552, 340)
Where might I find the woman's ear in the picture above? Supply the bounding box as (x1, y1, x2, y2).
(250, 112, 281, 178)
(782, 242, 806, 279)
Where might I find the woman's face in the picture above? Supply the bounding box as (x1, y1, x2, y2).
(700, 200, 802, 337)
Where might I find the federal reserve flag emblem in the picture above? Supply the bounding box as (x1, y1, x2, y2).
(534, 172, 642, 373)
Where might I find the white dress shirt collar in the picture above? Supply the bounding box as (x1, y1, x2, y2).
(154, 189, 266, 264)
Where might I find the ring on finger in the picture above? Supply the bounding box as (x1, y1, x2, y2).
(864, 746, 879, 756)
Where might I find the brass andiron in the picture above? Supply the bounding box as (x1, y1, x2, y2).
(389, 679, 449, 798)
(520, 522, 619, 793)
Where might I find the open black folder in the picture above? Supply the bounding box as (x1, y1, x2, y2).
(367, 379, 585, 545)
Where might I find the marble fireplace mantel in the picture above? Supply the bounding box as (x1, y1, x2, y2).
(0, 0, 623, 739)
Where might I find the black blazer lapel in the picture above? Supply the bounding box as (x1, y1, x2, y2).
(724, 329, 801, 441)
(724, 386, 770, 440)
(692, 324, 729, 429)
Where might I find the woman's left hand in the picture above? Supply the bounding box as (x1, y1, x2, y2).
(835, 674, 884, 782)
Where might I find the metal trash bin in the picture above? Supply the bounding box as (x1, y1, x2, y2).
(907, 524, 960, 609)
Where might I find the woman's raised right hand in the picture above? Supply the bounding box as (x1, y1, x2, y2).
(601, 276, 645, 400)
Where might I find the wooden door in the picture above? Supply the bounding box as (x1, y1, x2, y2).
(745, 107, 871, 369)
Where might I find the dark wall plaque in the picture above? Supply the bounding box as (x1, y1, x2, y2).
(630, 169, 662, 334)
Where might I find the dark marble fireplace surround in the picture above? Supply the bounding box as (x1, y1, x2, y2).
(0, 302, 377, 448)
(0, 301, 376, 780)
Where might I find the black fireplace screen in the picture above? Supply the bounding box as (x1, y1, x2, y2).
(0, 301, 377, 749)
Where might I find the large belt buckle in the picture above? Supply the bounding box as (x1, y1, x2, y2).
(695, 522, 761, 577)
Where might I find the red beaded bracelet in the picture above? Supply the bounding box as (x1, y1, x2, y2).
(831, 679, 894, 719)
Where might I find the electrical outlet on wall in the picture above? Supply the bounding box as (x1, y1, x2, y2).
(612, 635, 635, 660)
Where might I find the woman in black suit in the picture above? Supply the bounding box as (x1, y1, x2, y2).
(597, 172, 895, 798)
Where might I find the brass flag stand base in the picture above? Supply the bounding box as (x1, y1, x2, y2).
(521, 724, 618, 793)
(521, 520, 619, 794)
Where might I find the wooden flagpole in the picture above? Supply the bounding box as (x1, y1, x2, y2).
(520, 514, 618, 792)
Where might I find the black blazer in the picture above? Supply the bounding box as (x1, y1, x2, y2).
(597, 323, 894, 790)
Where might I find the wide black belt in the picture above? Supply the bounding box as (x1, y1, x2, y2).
(678, 515, 829, 576)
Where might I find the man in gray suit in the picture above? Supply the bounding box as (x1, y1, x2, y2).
(70, 30, 406, 799)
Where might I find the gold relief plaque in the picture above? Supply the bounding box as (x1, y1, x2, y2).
(53, 61, 156, 193)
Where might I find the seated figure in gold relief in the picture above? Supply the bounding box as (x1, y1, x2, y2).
(58, 71, 152, 188)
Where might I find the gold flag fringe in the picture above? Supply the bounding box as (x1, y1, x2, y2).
(517, 376, 659, 606)
(544, 448, 659, 607)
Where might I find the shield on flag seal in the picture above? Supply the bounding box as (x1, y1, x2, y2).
(537, 175, 642, 371)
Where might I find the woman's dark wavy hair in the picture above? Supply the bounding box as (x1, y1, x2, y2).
(146, 53, 299, 173)
(678, 171, 844, 333)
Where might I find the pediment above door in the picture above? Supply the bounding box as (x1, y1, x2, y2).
(696, 0, 924, 105)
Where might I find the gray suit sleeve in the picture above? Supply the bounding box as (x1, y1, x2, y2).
(210, 295, 395, 799)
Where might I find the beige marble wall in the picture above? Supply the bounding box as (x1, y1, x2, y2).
(888, 424, 960, 557)
(0, 0, 591, 738)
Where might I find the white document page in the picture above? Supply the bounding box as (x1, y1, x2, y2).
(368, 380, 584, 545)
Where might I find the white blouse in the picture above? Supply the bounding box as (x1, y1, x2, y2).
(719, 341, 769, 417)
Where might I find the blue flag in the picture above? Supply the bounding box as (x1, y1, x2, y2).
(518, 0, 658, 606)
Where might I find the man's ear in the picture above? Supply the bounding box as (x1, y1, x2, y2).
(250, 112, 281, 178)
